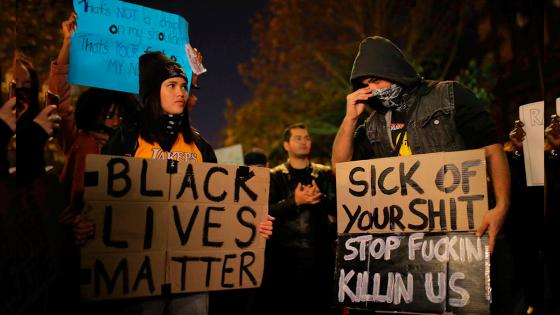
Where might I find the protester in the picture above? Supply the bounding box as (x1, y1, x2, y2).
(0, 97, 15, 179)
(502, 120, 543, 314)
(244, 148, 268, 167)
(259, 123, 336, 315)
(73, 51, 273, 315)
(3, 54, 66, 315)
(331, 36, 511, 314)
(332, 36, 510, 253)
(544, 114, 560, 315)
(7, 54, 61, 187)
(50, 12, 140, 214)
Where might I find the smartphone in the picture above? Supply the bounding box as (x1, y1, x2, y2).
(45, 90, 60, 107)
(8, 80, 16, 99)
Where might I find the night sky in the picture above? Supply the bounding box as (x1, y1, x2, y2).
(125, 0, 267, 147)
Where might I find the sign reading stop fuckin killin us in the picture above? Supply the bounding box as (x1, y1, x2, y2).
(80, 155, 269, 301)
(334, 149, 491, 314)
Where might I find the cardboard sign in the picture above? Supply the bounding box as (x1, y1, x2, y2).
(81, 155, 269, 300)
(336, 150, 488, 234)
(334, 232, 490, 314)
(519, 102, 545, 186)
(70, 0, 191, 93)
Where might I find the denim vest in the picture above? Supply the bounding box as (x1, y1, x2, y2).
(364, 81, 465, 157)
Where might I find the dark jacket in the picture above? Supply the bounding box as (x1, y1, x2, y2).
(268, 161, 336, 250)
(0, 120, 13, 179)
(349, 36, 495, 160)
(353, 81, 468, 159)
(103, 125, 217, 163)
(16, 121, 50, 188)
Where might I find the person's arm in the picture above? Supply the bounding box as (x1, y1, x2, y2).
(332, 117, 360, 166)
(16, 106, 59, 187)
(49, 12, 77, 153)
(55, 12, 76, 66)
(332, 87, 372, 168)
(0, 98, 16, 135)
(317, 170, 337, 216)
(451, 82, 510, 253)
(0, 99, 15, 179)
(268, 173, 299, 219)
(545, 115, 560, 148)
(268, 170, 321, 219)
(476, 143, 510, 254)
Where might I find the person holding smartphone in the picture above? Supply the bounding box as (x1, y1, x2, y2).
(0, 96, 16, 179)
(3, 54, 61, 187)
(38, 13, 142, 314)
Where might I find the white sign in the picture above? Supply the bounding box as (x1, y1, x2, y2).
(519, 101, 544, 186)
(186, 44, 207, 75)
(215, 144, 244, 165)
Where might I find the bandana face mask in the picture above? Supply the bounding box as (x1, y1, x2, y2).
(161, 113, 184, 136)
(372, 84, 407, 112)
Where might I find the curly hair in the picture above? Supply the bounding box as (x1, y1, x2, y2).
(74, 88, 139, 131)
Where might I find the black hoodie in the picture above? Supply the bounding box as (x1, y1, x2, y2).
(349, 37, 498, 160)
(350, 36, 422, 90)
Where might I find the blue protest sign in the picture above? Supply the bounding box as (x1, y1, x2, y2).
(70, 0, 191, 94)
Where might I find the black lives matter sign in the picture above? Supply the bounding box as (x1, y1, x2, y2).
(334, 150, 491, 314)
(80, 155, 269, 301)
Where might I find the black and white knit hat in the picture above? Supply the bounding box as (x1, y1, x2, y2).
(139, 51, 188, 100)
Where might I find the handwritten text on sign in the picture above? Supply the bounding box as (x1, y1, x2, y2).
(334, 233, 490, 314)
(336, 150, 488, 234)
(81, 155, 269, 300)
(519, 101, 545, 186)
(70, 0, 191, 93)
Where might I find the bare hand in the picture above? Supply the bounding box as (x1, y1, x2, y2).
(62, 12, 77, 40)
(33, 105, 60, 136)
(0, 97, 16, 132)
(305, 180, 321, 196)
(508, 127, 525, 150)
(345, 87, 372, 121)
(547, 133, 560, 148)
(476, 206, 507, 254)
(258, 215, 275, 239)
(294, 182, 322, 206)
(193, 47, 203, 65)
(73, 214, 95, 246)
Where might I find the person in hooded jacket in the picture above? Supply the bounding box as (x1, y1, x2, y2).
(332, 36, 511, 313)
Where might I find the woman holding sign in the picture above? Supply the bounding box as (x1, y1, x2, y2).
(104, 51, 215, 162)
(75, 51, 273, 315)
